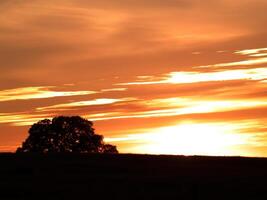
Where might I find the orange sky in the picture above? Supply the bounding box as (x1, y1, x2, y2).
(1, 0, 267, 156)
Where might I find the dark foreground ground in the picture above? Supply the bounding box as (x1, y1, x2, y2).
(0, 153, 267, 200)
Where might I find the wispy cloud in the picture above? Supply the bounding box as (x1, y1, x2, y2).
(85, 98, 267, 121)
(6, 97, 264, 127)
(118, 67, 267, 85)
(197, 47, 267, 68)
(0, 86, 95, 102)
(100, 88, 127, 92)
(0, 113, 52, 126)
(205, 57, 267, 68)
(235, 48, 267, 56)
(37, 97, 136, 111)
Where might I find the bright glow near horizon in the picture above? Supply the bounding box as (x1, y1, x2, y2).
(1, 1, 267, 156)
(107, 122, 255, 156)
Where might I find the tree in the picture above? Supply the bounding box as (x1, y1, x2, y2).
(16, 116, 118, 154)
(103, 144, 119, 154)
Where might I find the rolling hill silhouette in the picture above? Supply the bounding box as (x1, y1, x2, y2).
(0, 153, 267, 200)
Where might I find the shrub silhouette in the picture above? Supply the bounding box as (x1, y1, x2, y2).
(17, 116, 118, 154)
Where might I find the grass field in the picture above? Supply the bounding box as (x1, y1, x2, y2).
(0, 153, 267, 200)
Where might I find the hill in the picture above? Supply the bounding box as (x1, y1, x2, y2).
(0, 153, 267, 200)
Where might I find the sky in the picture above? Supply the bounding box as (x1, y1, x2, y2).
(1, 0, 267, 156)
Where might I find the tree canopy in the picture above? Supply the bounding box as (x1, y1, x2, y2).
(17, 116, 118, 154)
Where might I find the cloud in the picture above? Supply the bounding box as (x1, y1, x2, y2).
(0, 86, 95, 102)
(100, 88, 127, 92)
(83, 98, 267, 121)
(235, 47, 267, 56)
(2, 0, 267, 88)
(0, 112, 52, 126)
(201, 58, 267, 68)
(118, 67, 267, 85)
(37, 97, 135, 111)
(3, 95, 266, 127)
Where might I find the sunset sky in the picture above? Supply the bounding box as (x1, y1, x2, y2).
(1, 0, 267, 157)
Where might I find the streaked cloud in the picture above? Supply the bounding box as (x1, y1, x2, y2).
(250, 53, 267, 57)
(5, 97, 266, 127)
(37, 97, 136, 111)
(0, 113, 52, 126)
(100, 88, 127, 92)
(207, 57, 267, 68)
(118, 67, 267, 85)
(0, 86, 95, 102)
(235, 48, 267, 56)
(198, 47, 267, 68)
(85, 98, 267, 121)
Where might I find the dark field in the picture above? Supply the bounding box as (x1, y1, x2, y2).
(0, 153, 267, 200)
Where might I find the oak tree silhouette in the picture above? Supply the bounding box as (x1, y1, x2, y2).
(17, 116, 118, 154)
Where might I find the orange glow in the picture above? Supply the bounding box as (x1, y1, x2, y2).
(106, 122, 256, 156)
(1, 1, 267, 157)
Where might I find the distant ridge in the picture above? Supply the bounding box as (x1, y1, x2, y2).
(0, 153, 267, 199)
